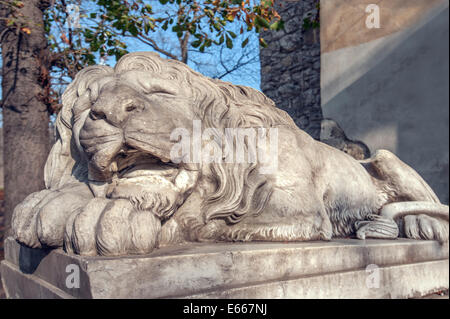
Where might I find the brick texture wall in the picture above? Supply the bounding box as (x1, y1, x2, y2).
(260, 0, 322, 139)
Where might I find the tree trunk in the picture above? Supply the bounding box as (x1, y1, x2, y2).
(179, 32, 189, 64)
(1, 0, 51, 233)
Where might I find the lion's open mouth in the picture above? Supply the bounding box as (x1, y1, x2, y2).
(86, 142, 179, 184)
(112, 145, 178, 179)
(114, 144, 178, 177)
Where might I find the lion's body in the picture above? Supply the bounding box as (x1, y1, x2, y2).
(11, 52, 448, 256)
(164, 125, 443, 245)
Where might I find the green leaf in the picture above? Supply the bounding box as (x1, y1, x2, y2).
(270, 20, 282, 30)
(91, 41, 100, 51)
(259, 37, 268, 48)
(226, 34, 233, 49)
(191, 40, 202, 48)
(261, 0, 272, 8)
(205, 9, 214, 17)
(241, 37, 249, 48)
(144, 22, 155, 33)
(83, 29, 93, 39)
(115, 49, 128, 60)
(213, 22, 221, 31)
(302, 18, 312, 30)
(228, 31, 237, 39)
(128, 24, 138, 36)
(255, 16, 270, 29)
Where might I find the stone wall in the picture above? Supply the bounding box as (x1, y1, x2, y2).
(260, 0, 322, 139)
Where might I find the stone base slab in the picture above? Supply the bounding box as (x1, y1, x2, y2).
(1, 237, 448, 299)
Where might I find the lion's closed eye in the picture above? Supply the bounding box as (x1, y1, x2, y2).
(135, 76, 179, 96)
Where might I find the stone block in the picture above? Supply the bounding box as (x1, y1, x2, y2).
(1, 237, 448, 299)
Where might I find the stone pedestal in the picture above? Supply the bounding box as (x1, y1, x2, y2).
(1, 236, 448, 299)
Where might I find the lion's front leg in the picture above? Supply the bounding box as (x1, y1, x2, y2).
(12, 183, 93, 249)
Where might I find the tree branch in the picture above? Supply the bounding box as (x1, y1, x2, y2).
(134, 33, 180, 61)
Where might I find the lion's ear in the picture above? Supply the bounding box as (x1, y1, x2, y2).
(44, 65, 113, 190)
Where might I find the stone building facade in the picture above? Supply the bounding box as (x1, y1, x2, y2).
(260, 0, 322, 139)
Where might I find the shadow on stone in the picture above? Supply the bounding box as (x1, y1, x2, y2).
(320, 118, 371, 160)
(18, 243, 51, 274)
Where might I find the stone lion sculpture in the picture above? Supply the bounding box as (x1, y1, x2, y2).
(12, 52, 448, 256)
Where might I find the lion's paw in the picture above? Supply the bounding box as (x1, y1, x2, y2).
(12, 184, 93, 249)
(64, 198, 161, 256)
(403, 214, 449, 243)
(12, 189, 55, 248)
(65, 197, 109, 255)
(355, 214, 399, 240)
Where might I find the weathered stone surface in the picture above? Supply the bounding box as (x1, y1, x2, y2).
(192, 260, 449, 299)
(1, 237, 448, 299)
